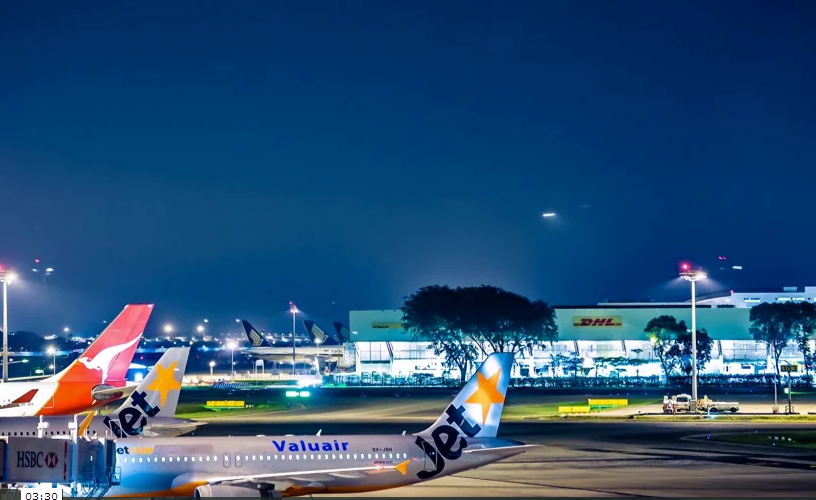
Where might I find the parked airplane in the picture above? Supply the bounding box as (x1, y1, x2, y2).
(302, 320, 341, 346)
(0, 304, 153, 417)
(0, 346, 200, 439)
(106, 352, 533, 497)
(239, 320, 343, 367)
(332, 322, 352, 343)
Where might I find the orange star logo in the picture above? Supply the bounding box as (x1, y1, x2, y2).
(465, 368, 505, 425)
(147, 361, 182, 407)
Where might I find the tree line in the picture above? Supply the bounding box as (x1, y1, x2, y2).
(402, 285, 816, 386)
(401, 285, 558, 383)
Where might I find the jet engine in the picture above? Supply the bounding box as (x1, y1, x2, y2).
(194, 484, 276, 497)
(91, 384, 123, 401)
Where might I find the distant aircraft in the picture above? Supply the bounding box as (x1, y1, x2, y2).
(105, 353, 534, 497)
(239, 320, 344, 367)
(0, 347, 202, 439)
(0, 304, 153, 417)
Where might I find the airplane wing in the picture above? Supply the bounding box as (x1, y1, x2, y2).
(202, 460, 412, 493)
(463, 444, 541, 454)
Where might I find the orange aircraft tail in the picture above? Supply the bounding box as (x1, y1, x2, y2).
(55, 304, 154, 385)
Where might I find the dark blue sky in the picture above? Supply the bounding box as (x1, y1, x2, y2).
(1, 1, 815, 336)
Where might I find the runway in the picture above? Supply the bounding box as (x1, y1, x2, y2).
(190, 398, 816, 497)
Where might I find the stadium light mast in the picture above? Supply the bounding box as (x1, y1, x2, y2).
(290, 302, 299, 375)
(0, 267, 17, 383)
(680, 263, 707, 407)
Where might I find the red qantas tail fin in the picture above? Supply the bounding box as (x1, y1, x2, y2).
(56, 304, 153, 385)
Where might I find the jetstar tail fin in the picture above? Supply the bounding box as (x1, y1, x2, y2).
(417, 353, 514, 439)
(110, 347, 190, 418)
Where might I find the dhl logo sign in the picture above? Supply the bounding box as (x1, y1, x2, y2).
(573, 316, 623, 327)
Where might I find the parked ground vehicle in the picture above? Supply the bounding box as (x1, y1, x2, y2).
(663, 393, 740, 413)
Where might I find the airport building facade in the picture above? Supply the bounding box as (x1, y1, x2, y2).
(348, 288, 816, 380)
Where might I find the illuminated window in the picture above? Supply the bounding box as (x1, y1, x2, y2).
(354, 454, 358, 459)
(310, 454, 314, 460)
(274, 455, 278, 460)
(346, 454, 350, 459)
(252, 455, 256, 461)
(325, 454, 329, 459)
(206, 456, 210, 462)
(332, 454, 336, 459)
(139, 458, 143, 463)
(266, 455, 270, 460)
(367, 454, 372, 459)
(317, 455, 321, 460)
(389, 453, 393, 459)
(184, 457, 188, 462)
(161, 457, 165, 462)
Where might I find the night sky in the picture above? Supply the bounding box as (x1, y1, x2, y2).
(1, 1, 815, 336)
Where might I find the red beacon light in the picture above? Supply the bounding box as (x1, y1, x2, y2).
(680, 263, 690, 271)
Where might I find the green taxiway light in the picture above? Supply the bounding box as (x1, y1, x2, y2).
(285, 390, 311, 398)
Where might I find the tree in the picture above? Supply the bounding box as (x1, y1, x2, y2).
(794, 302, 816, 377)
(456, 285, 558, 356)
(671, 328, 714, 380)
(644, 315, 687, 382)
(749, 302, 799, 379)
(402, 285, 478, 385)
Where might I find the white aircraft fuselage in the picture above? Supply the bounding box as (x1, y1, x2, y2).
(107, 434, 526, 497)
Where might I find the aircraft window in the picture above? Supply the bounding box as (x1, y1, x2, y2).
(244, 455, 249, 462)
(223, 453, 230, 468)
(310, 454, 314, 460)
(235, 453, 242, 467)
(389, 453, 393, 459)
(131, 458, 135, 463)
(332, 454, 336, 459)
(252, 455, 256, 461)
(274, 455, 278, 460)
(296, 455, 300, 460)
(161, 457, 165, 462)
(324, 454, 328, 460)
(346, 454, 350, 459)
(367, 454, 371, 459)
(138, 458, 143, 463)
(318, 455, 321, 460)
(266, 455, 271, 460)
(354, 454, 358, 459)
(214, 456, 217, 462)
(375, 454, 379, 459)
(288, 455, 292, 460)
(184, 457, 188, 462)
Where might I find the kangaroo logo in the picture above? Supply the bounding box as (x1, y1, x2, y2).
(103, 390, 160, 438)
(414, 404, 481, 479)
(77, 335, 141, 383)
(249, 328, 264, 347)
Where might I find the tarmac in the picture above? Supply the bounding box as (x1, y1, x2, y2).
(190, 390, 816, 497)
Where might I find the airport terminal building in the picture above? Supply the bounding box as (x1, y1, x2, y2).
(348, 286, 816, 380)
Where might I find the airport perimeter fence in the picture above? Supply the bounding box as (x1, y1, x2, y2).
(325, 373, 814, 389)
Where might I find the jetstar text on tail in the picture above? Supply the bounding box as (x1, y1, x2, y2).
(573, 316, 623, 327)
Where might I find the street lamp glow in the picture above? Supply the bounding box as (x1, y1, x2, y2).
(226, 341, 237, 377)
(680, 265, 707, 406)
(63, 327, 69, 333)
(289, 302, 298, 375)
(196, 325, 205, 333)
(1, 268, 18, 382)
(46, 346, 56, 355)
(163, 323, 174, 334)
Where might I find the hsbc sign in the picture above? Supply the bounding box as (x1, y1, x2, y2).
(573, 316, 623, 327)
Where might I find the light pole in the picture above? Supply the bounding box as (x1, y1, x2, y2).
(290, 302, 298, 375)
(680, 264, 707, 407)
(227, 341, 236, 376)
(46, 346, 57, 374)
(1, 268, 17, 383)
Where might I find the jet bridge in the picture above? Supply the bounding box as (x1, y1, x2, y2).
(0, 416, 120, 498)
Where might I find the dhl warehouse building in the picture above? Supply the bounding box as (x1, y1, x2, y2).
(347, 286, 816, 379)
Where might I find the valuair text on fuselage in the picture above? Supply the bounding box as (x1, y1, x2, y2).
(271, 439, 349, 452)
